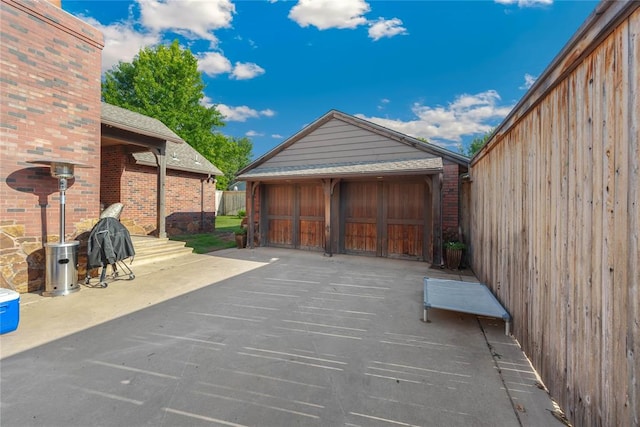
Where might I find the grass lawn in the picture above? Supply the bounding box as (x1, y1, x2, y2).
(170, 215, 243, 254)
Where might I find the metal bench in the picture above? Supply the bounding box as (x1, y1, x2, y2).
(423, 277, 511, 335)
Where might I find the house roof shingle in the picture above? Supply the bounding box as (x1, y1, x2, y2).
(101, 102, 184, 144)
(239, 157, 443, 180)
(132, 141, 223, 176)
(101, 102, 222, 176)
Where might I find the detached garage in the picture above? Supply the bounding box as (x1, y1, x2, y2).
(237, 110, 468, 264)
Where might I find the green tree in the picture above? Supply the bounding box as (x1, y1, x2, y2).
(211, 134, 253, 190)
(101, 40, 252, 189)
(467, 129, 494, 157)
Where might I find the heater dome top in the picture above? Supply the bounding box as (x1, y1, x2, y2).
(27, 159, 92, 178)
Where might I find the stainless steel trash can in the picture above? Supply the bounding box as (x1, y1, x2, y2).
(44, 241, 80, 297)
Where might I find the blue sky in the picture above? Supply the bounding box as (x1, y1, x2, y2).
(63, 0, 598, 159)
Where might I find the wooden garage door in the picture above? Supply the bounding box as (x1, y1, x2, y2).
(343, 180, 427, 259)
(343, 182, 379, 255)
(385, 181, 424, 258)
(298, 183, 325, 250)
(265, 183, 324, 250)
(266, 184, 294, 247)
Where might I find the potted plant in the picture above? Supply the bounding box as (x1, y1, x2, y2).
(234, 227, 247, 248)
(443, 227, 466, 270)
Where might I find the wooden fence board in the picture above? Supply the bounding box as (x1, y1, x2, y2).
(556, 78, 570, 400)
(218, 191, 246, 216)
(600, 31, 617, 426)
(565, 68, 578, 419)
(469, 8, 639, 426)
(626, 9, 640, 423)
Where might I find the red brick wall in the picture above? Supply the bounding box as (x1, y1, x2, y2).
(121, 163, 157, 228)
(116, 156, 217, 236)
(0, 0, 103, 292)
(100, 146, 125, 207)
(165, 169, 217, 234)
(442, 160, 462, 233)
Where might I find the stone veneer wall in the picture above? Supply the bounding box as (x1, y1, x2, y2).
(0, 0, 103, 292)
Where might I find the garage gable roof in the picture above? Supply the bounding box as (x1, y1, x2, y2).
(239, 157, 443, 180)
(238, 110, 468, 180)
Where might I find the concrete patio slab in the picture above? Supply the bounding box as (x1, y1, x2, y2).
(0, 248, 564, 426)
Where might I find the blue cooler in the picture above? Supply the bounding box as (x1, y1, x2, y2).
(0, 288, 20, 334)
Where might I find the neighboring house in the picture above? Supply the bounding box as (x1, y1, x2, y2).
(237, 110, 469, 263)
(0, 0, 221, 293)
(227, 181, 246, 191)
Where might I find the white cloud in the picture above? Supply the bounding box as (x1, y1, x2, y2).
(79, 17, 160, 73)
(377, 98, 390, 110)
(520, 73, 537, 90)
(216, 104, 276, 122)
(76, 0, 264, 80)
(355, 90, 513, 148)
(231, 62, 266, 80)
(368, 18, 407, 41)
(289, 0, 370, 30)
(271, 134, 283, 139)
(495, 0, 553, 7)
(197, 54, 265, 80)
(138, 0, 235, 42)
(246, 130, 264, 137)
(197, 52, 232, 76)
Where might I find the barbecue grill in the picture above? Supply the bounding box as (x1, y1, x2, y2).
(85, 203, 136, 288)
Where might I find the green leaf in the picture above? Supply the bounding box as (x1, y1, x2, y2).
(101, 40, 252, 187)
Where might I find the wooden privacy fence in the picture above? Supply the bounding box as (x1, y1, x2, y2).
(217, 191, 246, 216)
(469, 3, 638, 427)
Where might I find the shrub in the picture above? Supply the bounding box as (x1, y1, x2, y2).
(444, 241, 466, 250)
(443, 227, 466, 250)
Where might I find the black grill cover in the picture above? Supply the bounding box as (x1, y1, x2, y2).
(87, 217, 135, 268)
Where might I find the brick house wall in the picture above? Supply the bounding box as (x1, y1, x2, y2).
(100, 145, 125, 208)
(442, 160, 462, 234)
(0, 0, 103, 292)
(101, 148, 217, 236)
(120, 163, 157, 233)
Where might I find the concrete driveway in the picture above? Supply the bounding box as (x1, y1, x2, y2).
(0, 248, 563, 426)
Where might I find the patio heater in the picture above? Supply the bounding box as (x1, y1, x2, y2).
(28, 159, 91, 297)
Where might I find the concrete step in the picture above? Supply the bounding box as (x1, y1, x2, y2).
(129, 236, 193, 267)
